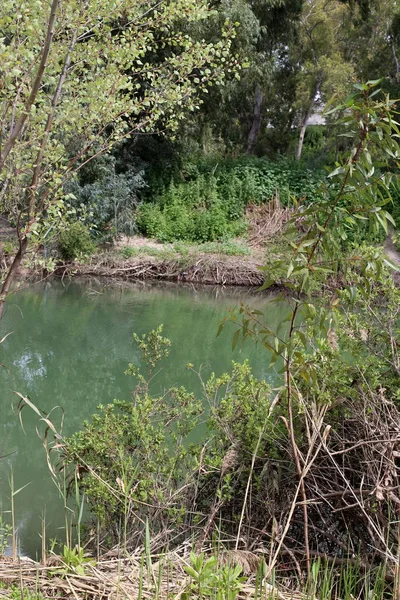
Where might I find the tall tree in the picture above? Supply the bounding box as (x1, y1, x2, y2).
(292, 0, 354, 160)
(341, 0, 400, 92)
(173, 0, 303, 156)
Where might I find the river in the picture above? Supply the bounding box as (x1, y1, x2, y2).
(0, 279, 286, 557)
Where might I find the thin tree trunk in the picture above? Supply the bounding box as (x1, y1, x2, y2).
(29, 27, 79, 219)
(295, 102, 313, 161)
(0, 25, 77, 321)
(0, 0, 60, 172)
(296, 76, 322, 161)
(246, 86, 264, 155)
(0, 236, 28, 320)
(392, 39, 400, 84)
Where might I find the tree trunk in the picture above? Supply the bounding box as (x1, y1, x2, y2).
(392, 39, 400, 84)
(296, 76, 322, 161)
(0, 26, 78, 321)
(0, 237, 28, 320)
(0, 0, 60, 173)
(295, 102, 313, 161)
(246, 86, 264, 155)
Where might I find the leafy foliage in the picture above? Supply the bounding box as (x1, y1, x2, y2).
(137, 157, 324, 242)
(217, 82, 400, 578)
(57, 222, 96, 261)
(0, 515, 11, 556)
(65, 154, 146, 238)
(184, 552, 245, 600)
(0, 0, 239, 312)
(64, 326, 276, 545)
(57, 545, 95, 576)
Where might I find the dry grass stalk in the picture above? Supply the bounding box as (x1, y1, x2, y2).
(0, 551, 307, 600)
(246, 196, 292, 247)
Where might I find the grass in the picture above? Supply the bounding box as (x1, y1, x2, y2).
(118, 245, 176, 260)
(0, 582, 46, 600)
(118, 240, 251, 261)
(0, 547, 393, 600)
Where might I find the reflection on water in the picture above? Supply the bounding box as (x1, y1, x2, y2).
(0, 278, 287, 557)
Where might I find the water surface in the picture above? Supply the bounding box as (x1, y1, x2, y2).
(0, 279, 285, 556)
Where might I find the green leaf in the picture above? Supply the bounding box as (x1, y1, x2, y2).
(259, 277, 275, 291)
(184, 566, 200, 579)
(232, 328, 240, 350)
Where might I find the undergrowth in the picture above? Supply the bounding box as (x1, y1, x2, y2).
(118, 240, 250, 260)
(136, 157, 323, 243)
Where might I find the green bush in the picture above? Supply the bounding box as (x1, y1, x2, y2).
(136, 204, 168, 240)
(190, 207, 227, 242)
(57, 222, 96, 260)
(136, 156, 325, 243)
(64, 153, 145, 239)
(64, 327, 277, 545)
(137, 197, 246, 243)
(177, 156, 325, 207)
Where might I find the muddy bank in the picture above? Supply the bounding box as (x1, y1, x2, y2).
(61, 252, 266, 286)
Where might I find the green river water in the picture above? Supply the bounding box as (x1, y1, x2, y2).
(0, 279, 286, 557)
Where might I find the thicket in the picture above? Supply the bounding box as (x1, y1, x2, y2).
(57, 222, 96, 261)
(58, 130, 395, 249)
(64, 154, 147, 241)
(65, 328, 275, 545)
(63, 142, 391, 248)
(62, 271, 400, 588)
(136, 158, 324, 242)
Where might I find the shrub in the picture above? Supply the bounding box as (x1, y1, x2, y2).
(135, 203, 168, 241)
(136, 197, 245, 243)
(64, 153, 146, 239)
(190, 207, 226, 242)
(64, 327, 276, 547)
(57, 222, 96, 260)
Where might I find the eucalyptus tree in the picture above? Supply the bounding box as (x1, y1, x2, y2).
(341, 0, 400, 91)
(171, 0, 303, 156)
(0, 0, 238, 317)
(292, 0, 355, 160)
(243, 0, 303, 154)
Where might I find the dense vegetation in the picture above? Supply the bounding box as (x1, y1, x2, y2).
(2, 0, 400, 599)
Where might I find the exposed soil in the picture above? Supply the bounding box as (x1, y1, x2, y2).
(384, 235, 400, 267)
(114, 234, 168, 250)
(384, 234, 400, 286)
(67, 250, 266, 287)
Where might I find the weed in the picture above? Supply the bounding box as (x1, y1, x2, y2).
(0, 514, 11, 556)
(184, 552, 245, 600)
(56, 544, 95, 576)
(196, 241, 250, 256)
(0, 583, 45, 600)
(58, 221, 96, 261)
(119, 241, 250, 260)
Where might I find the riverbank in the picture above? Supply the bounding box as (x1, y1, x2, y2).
(3, 213, 400, 289)
(0, 544, 393, 600)
(67, 244, 266, 286)
(46, 234, 270, 286)
(0, 549, 373, 600)
(0, 204, 288, 288)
